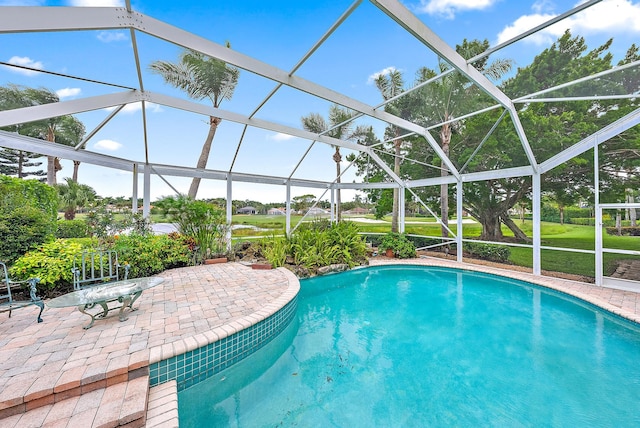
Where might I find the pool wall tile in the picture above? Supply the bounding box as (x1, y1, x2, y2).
(149, 295, 298, 391)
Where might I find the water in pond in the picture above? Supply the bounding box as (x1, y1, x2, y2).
(179, 265, 640, 427)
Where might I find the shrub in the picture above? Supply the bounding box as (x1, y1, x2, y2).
(379, 232, 417, 259)
(605, 226, 640, 236)
(56, 219, 90, 238)
(112, 234, 192, 278)
(463, 242, 510, 263)
(0, 177, 57, 263)
(10, 239, 85, 290)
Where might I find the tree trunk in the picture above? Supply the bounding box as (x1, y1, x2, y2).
(440, 123, 451, 238)
(17, 151, 24, 178)
(64, 208, 75, 220)
(333, 147, 342, 222)
(72, 160, 80, 182)
(479, 213, 503, 241)
(46, 126, 56, 185)
(188, 116, 221, 199)
(559, 205, 564, 225)
(501, 215, 531, 242)
(391, 140, 401, 233)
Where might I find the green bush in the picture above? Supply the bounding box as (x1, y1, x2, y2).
(10, 239, 85, 290)
(112, 234, 192, 278)
(379, 232, 417, 259)
(605, 226, 640, 236)
(463, 242, 510, 263)
(0, 176, 58, 263)
(570, 218, 595, 226)
(56, 219, 90, 238)
(0, 206, 54, 264)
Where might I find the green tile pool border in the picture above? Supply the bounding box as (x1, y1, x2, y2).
(149, 295, 298, 391)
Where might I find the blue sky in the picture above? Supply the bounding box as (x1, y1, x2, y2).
(1, 0, 639, 203)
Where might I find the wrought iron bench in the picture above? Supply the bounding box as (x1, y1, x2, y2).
(0, 261, 44, 323)
(72, 249, 130, 291)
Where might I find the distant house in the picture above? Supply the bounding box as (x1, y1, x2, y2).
(268, 208, 285, 215)
(307, 207, 329, 215)
(343, 207, 369, 215)
(236, 206, 258, 215)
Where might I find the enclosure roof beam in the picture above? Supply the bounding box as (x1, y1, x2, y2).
(0, 91, 141, 127)
(0, 6, 459, 179)
(0, 90, 370, 156)
(0, 130, 336, 189)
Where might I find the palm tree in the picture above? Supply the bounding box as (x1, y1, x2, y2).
(150, 46, 239, 198)
(0, 84, 85, 185)
(301, 105, 369, 222)
(414, 39, 513, 237)
(56, 178, 96, 220)
(374, 69, 405, 233)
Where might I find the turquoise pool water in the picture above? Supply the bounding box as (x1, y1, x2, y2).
(179, 265, 640, 427)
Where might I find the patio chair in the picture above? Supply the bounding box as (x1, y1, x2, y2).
(72, 249, 131, 291)
(0, 261, 44, 323)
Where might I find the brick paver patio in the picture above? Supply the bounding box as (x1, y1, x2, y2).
(1, 258, 639, 427)
(0, 263, 299, 428)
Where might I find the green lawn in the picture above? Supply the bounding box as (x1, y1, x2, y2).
(75, 212, 640, 278)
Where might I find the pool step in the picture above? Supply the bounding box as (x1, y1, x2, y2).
(0, 375, 149, 427)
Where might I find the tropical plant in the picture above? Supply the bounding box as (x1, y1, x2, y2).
(301, 105, 369, 221)
(262, 236, 288, 268)
(56, 178, 96, 220)
(150, 46, 240, 198)
(158, 195, 229, 262)
(9, 239, 85, 289)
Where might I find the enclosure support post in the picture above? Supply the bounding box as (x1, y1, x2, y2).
(142, 164, 150, 218)
(330, 187, 335, 223)
(532, 171, 541, 275)
(456, 179, 463, 262)
(286, 181, 291, 237)
(595, 141, 603, 286)
(399, 186, 405, 233)
(132, 163, 138, 214)
(226, 174, 233, 252)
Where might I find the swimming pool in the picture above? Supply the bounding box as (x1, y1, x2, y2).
(179, 265, 640, 427)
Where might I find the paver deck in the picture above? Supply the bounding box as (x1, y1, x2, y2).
(0, 263, 299, 428)
(1, 258, 639, 427)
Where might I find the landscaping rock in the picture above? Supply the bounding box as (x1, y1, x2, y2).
(317, 264, 350, 275)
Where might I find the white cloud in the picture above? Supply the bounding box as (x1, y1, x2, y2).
(367, 66, 398, 85)
(269, 133, 295, 141)
(415, 0, 497, 19)
(97, 31, 128, 43)
(4, 56, 43, 76)
(496, 13, 559, 45)
(104, 102, 163, 114)
(56, 87, 81, 99)
(93, 139, 122, 151)
(68, 0, 125, 6)
(497, 0, 640, 46)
